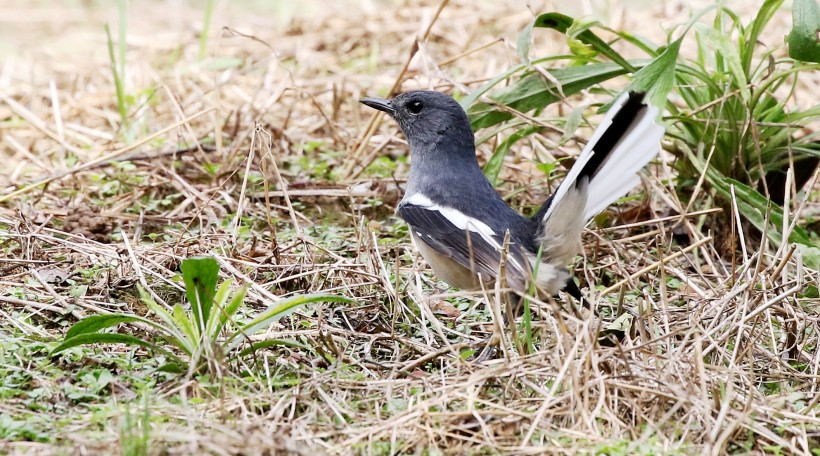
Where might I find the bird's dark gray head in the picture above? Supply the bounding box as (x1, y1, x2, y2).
(360, 90, 475, 156)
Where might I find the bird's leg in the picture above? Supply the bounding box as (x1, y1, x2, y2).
(472, 291, 520, 362)
(562, 277, 596, 316)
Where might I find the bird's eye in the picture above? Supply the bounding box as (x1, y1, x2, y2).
(407, 100, 424, 114)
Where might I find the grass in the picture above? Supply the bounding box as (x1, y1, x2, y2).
(0, 0, 819, 454)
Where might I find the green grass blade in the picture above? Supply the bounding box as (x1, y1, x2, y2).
(138, 287, 195, 355)
(65, 314, 166, 340)
(237, 338, 309, 358)
(469, 62, 633, 130)
(206, 279, 233, 338)
(745, 0, 785, 70)
(198, 0, 215, 61)
(226, 294, 353, 350)
(104, 23, 127, 123)
(684, 150, 815, 248)
(694, 23, 748, 99)
(51, 333, 183, 365)
(170, 304, 197, 354)
(214, 284, 248, 339)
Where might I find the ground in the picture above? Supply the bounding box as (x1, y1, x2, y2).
(1, 0, 819, 455)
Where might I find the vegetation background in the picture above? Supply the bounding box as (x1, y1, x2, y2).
(0, 0, 818, 454)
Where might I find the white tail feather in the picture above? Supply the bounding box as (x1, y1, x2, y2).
(583, 104, 664, 219)
(541, 93, 632, 222)
(541, 94, 664, 224)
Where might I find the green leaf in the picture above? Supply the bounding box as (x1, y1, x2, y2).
(533, 12, 635, 71)
(605, 312, 633, 333)
(171, 304, 196, 351)
(51, 333, 183, 365)
(180, 257, 220, 335)
(517, 19, 535, 65)
(205, 279, 232, 338)
(620, 36, 681, 110)
(789, 0, 820, 63)
(744, 0, 785, 71)
(535, 161, 557, 177)
(65, 314, 150, 339)
(725, 178, 814, 246)
(225, 294, 353, 351)
(796, 244, 820, 270)
(559, 104, 585, 145)
(684, 148, 816, 249)
(468, 62, 633, 130)
(694, 23, 748, 98)
(211, 283, 248, 340)
(237, 338, 309, 357)
(483, 125, 542, 185)
(139, 288, 194, 355)
(155, 362, 185, 374)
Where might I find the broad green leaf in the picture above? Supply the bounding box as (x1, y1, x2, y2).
(469, 62, 633, 130)
(533, 12, 635, 71)
(237, 338, 309, 357)
(65, 314, 154, 339)
(51, 333, 183, 365)
(619, 36, 682, 111)
(180, 257, 220, 335)
(517, 19, 535, 65)
(483, 125, 542, 185)
(789, 0, 820, 63)
(225, 294, 353, 351)
(796, 244, 820, 270)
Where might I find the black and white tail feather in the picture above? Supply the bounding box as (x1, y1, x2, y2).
(532, 92, 664, 293)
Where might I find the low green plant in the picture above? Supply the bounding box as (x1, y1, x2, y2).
(119, 395, 151, 456)
(51, 257, 352, 374)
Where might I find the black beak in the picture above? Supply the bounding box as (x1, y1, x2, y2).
(360, 97, 395, 116)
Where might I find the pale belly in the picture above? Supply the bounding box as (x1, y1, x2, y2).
(409, 233, 570, 295)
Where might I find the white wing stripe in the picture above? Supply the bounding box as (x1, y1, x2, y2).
(404, 192, 525, 271)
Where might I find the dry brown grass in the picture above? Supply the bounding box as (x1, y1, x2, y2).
(1, 0, 819, 454)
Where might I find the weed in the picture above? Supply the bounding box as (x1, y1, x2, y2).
(51, 257, 352, 376)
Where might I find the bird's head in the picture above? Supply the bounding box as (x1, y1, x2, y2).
(360, 90, 475, 155)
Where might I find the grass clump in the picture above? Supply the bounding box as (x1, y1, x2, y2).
(51, 257, 352, 376)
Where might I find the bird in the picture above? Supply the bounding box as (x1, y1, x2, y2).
(360, 90, 664, 309)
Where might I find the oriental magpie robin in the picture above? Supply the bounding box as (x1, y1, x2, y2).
(360, 91, 663, 307)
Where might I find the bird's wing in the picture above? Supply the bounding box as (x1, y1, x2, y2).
(399, 195, 532, 291)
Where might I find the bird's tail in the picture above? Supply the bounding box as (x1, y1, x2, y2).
(533, 92, 663, 265)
